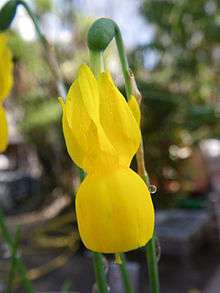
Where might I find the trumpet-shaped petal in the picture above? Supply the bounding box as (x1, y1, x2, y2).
(60, 64, 155, 253)
(0, 106, 8, 152)
(76, 168, 154, 253)
(0, 34, 13, 103)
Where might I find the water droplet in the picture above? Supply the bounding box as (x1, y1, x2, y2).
(149, 184, 157, 194)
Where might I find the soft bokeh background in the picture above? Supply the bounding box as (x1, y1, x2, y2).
(0, 0, 220, 292)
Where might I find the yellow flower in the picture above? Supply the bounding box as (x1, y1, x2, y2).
(59, 64, 154, 253)
(0, 34, 13, 152)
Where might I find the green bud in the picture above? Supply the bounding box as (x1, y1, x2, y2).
(87, 18, 116, 51)
(0, 0, 18, 31)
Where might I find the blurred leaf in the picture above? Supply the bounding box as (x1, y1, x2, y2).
(185, 105, 218, 130)
(61, 280, 72, 292)
(0, 0, 18, 31)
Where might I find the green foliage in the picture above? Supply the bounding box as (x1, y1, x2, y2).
(140, 0, 220, 100)
(128, 0, 220, 204)
(0, 210, 33, 292)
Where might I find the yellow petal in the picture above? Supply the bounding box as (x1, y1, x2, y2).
(98, 73, 141, 168)
(61, 65, 118, 173)
(128, 95, 141, 125)
(0, 106, 8, 152)
(78, 64, 100, 123)
(59, 97, 85, 169)
(76, 168, 154, 253)
(0, 34, 13, 103)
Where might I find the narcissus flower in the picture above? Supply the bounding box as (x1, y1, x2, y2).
(0, 34, 13, 152)
(59, 64, 154, 253)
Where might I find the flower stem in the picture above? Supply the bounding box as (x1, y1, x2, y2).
(146, 234, 160, 293)
(119, 254, 133, 293)
(92, 252, 108, 293)
(90, 50, 103, 78)
(17, 0, 66, 97)
(17, 0, 45, 43)
(114, 25, 132, 99)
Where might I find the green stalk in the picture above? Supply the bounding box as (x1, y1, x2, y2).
(119, 254, 133, 293)
(90, 50, 103, 78)
(17, 0, 66, 97)
(146, 234, 160, 293)
(92, 252, 108, 293)
(114, 25, 132, 99)
(17, 0, 46, 43)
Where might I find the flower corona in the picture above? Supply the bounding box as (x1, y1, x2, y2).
(59, 64, 154, 253)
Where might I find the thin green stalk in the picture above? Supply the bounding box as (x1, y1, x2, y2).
(114, 25, 132, 99)
(6, 226, 21, 293)
(90, 50, 103, 78)
(17, 0, 46, 43)
(119, 254, 133, 293)
(145, 235, 160, 293)
(92, 252, 108, 293)
(0, 210, 33, 292)
(17, 0, 66, 97)
(137, 145, 160, 293)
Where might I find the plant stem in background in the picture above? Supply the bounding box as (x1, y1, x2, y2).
(114, 25, 132, 99)
(130, 75, 160, 293)
(92, 252, 108, 293)
(0, 210, 33, 293)
(18, 0, 66, 97)
(135, 133, 160, 293)
(145, 234, 160, 293)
